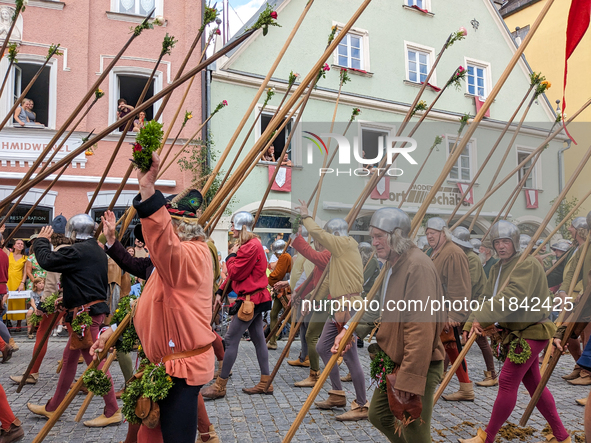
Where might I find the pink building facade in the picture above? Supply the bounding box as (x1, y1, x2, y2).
(0, 0, 204, 243)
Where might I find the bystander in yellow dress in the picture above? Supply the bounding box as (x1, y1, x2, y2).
(6, 252, 27, 321)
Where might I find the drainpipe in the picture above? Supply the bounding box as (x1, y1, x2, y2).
(558, 140, 572, 193)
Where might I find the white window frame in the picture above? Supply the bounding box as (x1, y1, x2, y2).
(404, 41, 437, 86)
(445, 135, 477, 183)
(332, 22, 370, 72)
(356, 121, 396, 170)
(405, 0, 432, 12)
(110, 0, 163, 16)
(0, 54, 58, 130)
(108, 67, 163, 130)
(464, 57, 492, 99)
(516, 146, 541, 190)
(254, 103, 301, 166)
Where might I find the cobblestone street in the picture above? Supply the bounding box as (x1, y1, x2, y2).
(1, 333, 587, 442)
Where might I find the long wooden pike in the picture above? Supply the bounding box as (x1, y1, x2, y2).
(540, 235, 590, 375)
(200, 0, 374, 220)
(15, 313, 59, 393)
(533, 189, 591, 256)
(86, 47, 166, 214)
(0, 45, 60, 132)
(156, 115, 214, 179)
(436, 143, 591, 406)
(0, 30, 257, 213)
(285, 1, 559, 437)
(0, 4, 22, 64)
(32, 314, 131, 443)
(446, 85, 534, 223)
(74, 350, 118, 422)
(0, 97, 100, 233)
(545, 249, 571, 276)
(4, 9, 155, 204)
(449, 98, 591, 231)
(158, 28, 217, 165)
(466, 94, 537, 232)
(219, 81, 296, 191)
(521, 269, 591, 426)
(200, 0, 317, 196)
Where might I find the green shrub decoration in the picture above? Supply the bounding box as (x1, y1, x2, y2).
(111, 295, 139, 353)
(41, 292, 61, 315)
(247, 3, 280, 36)
(122, 378, 143, 424)
(369, 351, 397, 393)
(141, 363, 174, 402)
(29, 313, 43, 327)
(83, 368, 112, 397)
(508, 337, 532, 364)
(132, 120, 164, 172)
(71, 311, 92, 337)
(7, 43, 18, 64)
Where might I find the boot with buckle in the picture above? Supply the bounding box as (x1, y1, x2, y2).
(201, 377, 228, 399)
(314, 390, 346, 410)
(335, 400, 369, 421)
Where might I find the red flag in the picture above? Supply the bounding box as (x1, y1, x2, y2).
(457, 183, 474, 204)
(525, 189, 539, 209)
(268, 165, 291, 192)
(474, 96, 491, 118)
(563, 0, 591, 143)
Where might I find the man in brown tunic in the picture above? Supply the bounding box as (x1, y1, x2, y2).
(425, 217, 473, 401)
(332, 207, 444, 442)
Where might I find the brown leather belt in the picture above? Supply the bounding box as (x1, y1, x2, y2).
(67, 299, 105, 313)
(162, 343, 212, 363)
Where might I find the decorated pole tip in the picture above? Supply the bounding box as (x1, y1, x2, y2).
(459, 26, 468, 36)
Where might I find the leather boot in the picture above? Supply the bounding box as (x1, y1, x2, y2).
(294, 369, 320, 387)
(242, 375, 273, 395)
(201, 377, 228, 399)
(267, 342, 277, 350)
(562, 365, 581, 380)
(196, 424, 220, 443)
(341, 372, 352, 382)
(27, 403, 55, 420)
(458, 427, 487, 443)
(10, 373, 38, 385)
(8, 338, 18, 352)
(1, 344, 13, 363)
(335, 400, 369, 421)
(568, 370, 591, 385)
(314, 390, 346, 409)
(442, 382, 474, 402)
(0, 421, 24, 443)
(536, 435, 572, 443)
(287, 355, 310, 367)
(83, 409, 122, 427)
(576, 397, 587, 406)
(475, 371, 498, 387)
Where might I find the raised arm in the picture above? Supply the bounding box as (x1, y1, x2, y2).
(105, 239, 152, 280)
(34, 236, 80, 274)
(292, 234, 331, 268)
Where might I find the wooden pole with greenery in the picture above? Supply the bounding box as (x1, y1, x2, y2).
(74, 350, 118, 422)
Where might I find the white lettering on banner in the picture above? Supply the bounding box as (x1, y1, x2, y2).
(0, 131, 86, 168)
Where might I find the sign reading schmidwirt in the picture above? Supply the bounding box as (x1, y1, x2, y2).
(0, 131, 86, 168)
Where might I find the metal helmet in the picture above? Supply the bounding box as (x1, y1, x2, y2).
(532, 238, 545, 251)
(551, 239, 572, 252)
(369, 208, 411, 237)
(358, 242, 374, 255)
(231, 211, 254, 232)
(65, 214, 96, 241)
(572, 216, 588, 231)
(489, 220, 520, 253)
(451, 226, 473, 249)
(271, 239, 287, 256)
(417, 236, 429, 251)
(324, 218, 349, 237)
(519, 234, 532, 252)
(470, 238, 482, 254)
(425, 217, 447, 232)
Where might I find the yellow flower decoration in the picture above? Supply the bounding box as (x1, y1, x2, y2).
(187, 114, 193, 119)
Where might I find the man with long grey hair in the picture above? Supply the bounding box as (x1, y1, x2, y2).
(332, 207, 445, 442)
